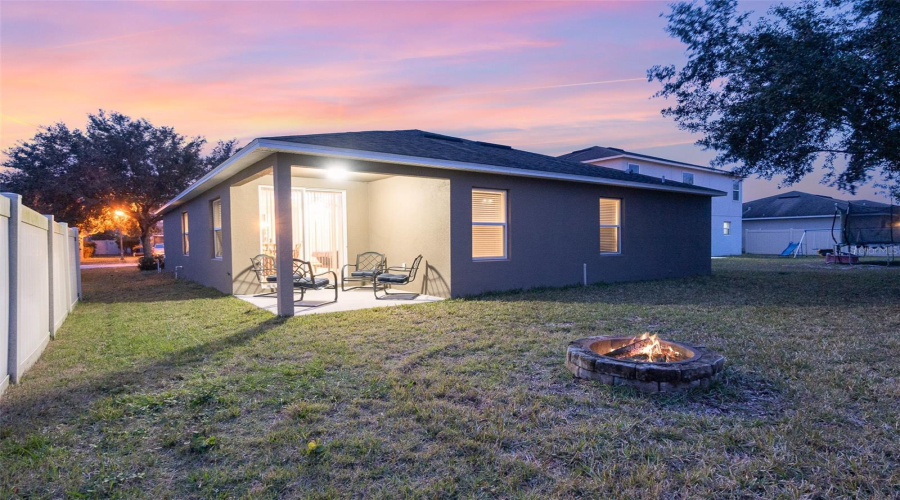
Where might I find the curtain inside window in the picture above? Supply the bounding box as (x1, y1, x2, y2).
(258, 186, 344, 269)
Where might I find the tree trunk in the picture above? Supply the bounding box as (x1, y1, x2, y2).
(138, 219, 154, 258)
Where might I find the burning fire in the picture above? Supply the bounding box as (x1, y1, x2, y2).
(605, 333, 684, 363)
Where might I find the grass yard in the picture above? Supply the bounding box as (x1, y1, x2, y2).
(2, 257, 899, 498)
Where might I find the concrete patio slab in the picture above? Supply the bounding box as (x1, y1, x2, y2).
(236, 288, 444, 316)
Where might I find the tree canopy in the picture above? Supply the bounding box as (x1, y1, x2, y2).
(648, 0, 900, 198)
(1, 110, 238, 250)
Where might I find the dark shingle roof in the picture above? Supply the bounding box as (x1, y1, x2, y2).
(558, 145, 734, 175)
(742, 190, 890, 219)
(261, 130, 720, 194)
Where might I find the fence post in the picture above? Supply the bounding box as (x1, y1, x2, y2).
(4, 193, 21, 383)
(73, 228, 82, 300)
(45, 215, 57, 339)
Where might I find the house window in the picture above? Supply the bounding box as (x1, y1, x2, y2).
(472, 189, 507, 260)
(211, 198, 223, 259)
(723, 221, 732, 235)
(181, 211, 190, 256)
(626, 163, 640, 174)
(682, 172, 694, 185)
(732, 180, 741, 201)
(599, 198, 621, 254)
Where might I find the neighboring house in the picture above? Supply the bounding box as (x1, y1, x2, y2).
(158, 130, 723, 317)
(558, 147, 743, 256)
(742, 190, 889, 255)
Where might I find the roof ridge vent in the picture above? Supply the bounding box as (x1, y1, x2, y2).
(475, 140, 512, 150)
(422, 132, 464, 143)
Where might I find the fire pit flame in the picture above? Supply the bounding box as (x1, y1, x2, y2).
(604, 333, 685, 363)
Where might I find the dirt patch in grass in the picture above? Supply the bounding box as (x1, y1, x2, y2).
(2, 258, 899, 498)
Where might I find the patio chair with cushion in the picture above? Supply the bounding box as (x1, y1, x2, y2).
(276, 259, 338, 305)
(250, 254, 278, 296)
(252, 254, 338, 305)
(372, 255, 423, 299)
(341, 251, 386, 291)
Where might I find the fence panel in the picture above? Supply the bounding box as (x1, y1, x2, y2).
(2, 193, 81, 395)
(69, 228, 80, 309)
(744, 228, 840, 255)
(52, 223, 69, 333)
(0, 197, 9, 395)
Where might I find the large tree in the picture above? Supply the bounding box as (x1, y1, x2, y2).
(648, 0, 900, 198)
(1, 110, 238, 253)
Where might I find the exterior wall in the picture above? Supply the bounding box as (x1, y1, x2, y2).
(447, 173, 711, 297)
(368, 176, 451, 297)
(163, 182, 233, 294)
(588, 158, 742, 256)
(162, 152, 713, 300)
(743, 217, 839, 255)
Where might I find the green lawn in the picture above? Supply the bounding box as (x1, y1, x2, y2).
(2, 257, 899, 498)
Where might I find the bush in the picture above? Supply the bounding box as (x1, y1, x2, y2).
(137, 256, 164, 271)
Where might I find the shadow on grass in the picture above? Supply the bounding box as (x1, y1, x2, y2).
(0, 315, 287, 435)
(80, 267, 226, 304)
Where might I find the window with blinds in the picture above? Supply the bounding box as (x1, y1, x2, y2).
(181, 211, 190, 256)
(472, 189, 507, 260)
(599, 198, 621, 254)
(211, 198, 223, 259)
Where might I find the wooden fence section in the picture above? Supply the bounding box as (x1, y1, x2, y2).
(1, 193, 81, 396)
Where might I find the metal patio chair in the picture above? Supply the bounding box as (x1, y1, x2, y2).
(372, 255, 423, 299)
(287, 259, 338, 305)
(341, 251, 386, 291)
(250, 254, 278, 296)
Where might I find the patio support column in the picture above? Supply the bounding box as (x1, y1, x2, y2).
(273, 154, 295, 317)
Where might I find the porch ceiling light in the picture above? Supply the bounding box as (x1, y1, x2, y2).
(325, 165, 349, 181)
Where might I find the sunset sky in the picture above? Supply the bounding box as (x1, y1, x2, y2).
(0, 1, 886, 201)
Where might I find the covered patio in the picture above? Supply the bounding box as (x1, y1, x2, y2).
(225, 157, 452, 317)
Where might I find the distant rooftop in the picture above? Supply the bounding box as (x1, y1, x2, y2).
(742, 190, 890, 219)
(558, 145, 735, 176)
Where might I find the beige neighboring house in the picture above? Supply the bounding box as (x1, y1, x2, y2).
(559, 147, 743, 256)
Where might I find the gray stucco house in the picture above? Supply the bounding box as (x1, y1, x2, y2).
(158, 130, 723, 316)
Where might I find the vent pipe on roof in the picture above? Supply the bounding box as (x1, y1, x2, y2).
(661, 175, 666, 183)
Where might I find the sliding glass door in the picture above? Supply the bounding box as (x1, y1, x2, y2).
(258, 186, 346, 272)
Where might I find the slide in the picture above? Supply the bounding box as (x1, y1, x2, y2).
(780, 242, 800, 256)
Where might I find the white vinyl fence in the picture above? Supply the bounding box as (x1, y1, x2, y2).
(743, 228, 840, 255)
(1, 193, 81, 396)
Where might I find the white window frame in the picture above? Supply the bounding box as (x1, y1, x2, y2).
(472, 188, 508, 261)
(599, 198, 622, 255)
(723, 221, 732, 235)
(626, 163, 640, 174)
(181, 211, 190, 256)
(682, 172, 694, 185)
(211, 198, 223, 260)
(732, 180, 741, 201)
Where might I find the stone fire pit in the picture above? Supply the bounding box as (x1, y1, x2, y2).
(566, 335, 725, 393)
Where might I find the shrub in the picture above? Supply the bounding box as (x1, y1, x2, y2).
(137, 256, 164, 271)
